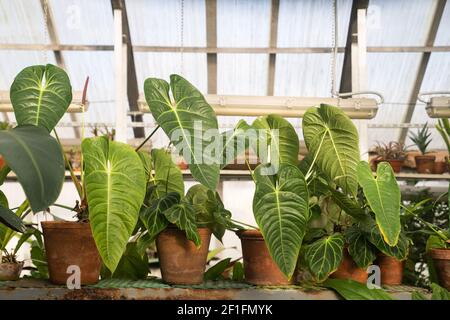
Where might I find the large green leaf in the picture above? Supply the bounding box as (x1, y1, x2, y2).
(163, 202, 201, 246)
(140, 192, 180, 240)
(0, 206, 26, 233)
(323, 279, 394, 300)
(220, 120, 250, 169)
(204, 258, 232, 281)
(0, 126, 64, 212)
(357, 161, 401, 246)
(431, 283, 450, 300)
(303, 104, 360, 196)
(10, 64, 72, 132)
(151, 148, 184, 197)
(345, 225, 377, 269)
(252, 115, 299, 167)
(253, 163, 309, 278)
(304, 233, 345, 282)
(144, 75, 220, 190)
(328, 187, 366, 220)
(101, 242, 149, 280)
(82, 136, 146, 272)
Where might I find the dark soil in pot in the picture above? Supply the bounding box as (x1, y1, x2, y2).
(415, 155, 436, 174)
(0, 262, 23, 281)
(429, 248, 450, 290)
(41, 221, 101, 285)
(376, 253, 404, 285)
(238, 229, 294, 285)
(156, 226, 211, 285)
(330, 248, 368, 284)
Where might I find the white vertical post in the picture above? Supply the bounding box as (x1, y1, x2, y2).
(114, 9, 127, 143)
(353, 8, 369, 160)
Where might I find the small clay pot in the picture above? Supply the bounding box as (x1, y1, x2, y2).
(330, 248, 367, 284)
(385, 159, 404, 173)
(433, 161, 447, 174)
(41, 221, 102, 285)
(156, 226, 211, 285)
(415, 155, 436, 174)
(376, 254, 404, 285)
(429, 248, 450, 290)
(0, 262, 23, 281)
(238, 229, 294, 285)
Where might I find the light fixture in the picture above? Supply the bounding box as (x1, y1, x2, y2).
(0, 91, 89, 113)
(418, 92, 450, 118)
(137, 94, 379, 119)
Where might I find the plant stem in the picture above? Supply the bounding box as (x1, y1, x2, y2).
(52, 203, 75, 211)
(135, 125, 160, 152)
(230, 218, 258, 230)
(245, 159, 256, 183)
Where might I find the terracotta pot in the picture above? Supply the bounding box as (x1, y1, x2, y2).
(0, 155, 5, 170)
(238, 230, 294, 285)
(433, 161, 447, 174)
(330, 248, 367, 284)
(383, 159, 403, 173)
(430, 248, 450, 290)
(376, 254, 404, 285)
(0, 262, 23, 281)
(156, 226, 211, 285)
(415, 155, 436, 174)
(41, 221, 101, 285)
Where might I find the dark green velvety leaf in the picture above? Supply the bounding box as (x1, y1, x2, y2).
(232, 261, 245, 281)
(101, 242, 149, 280)
(163, 202, 201, 246)
(0, 126, 65, 212)
(144, 75, 220, 190)
(328, 187, 366, 220)
(204, 258, 231, 281)
(323, 278, 394, 300)
(140, 192, 180, 240)
(345, 225, 377, 269)
(304, 233, 345, 282)
(151, 148, 184, 197)
(0, 190, 8, 208)
(0, 205, 26, 233)
(220, 120, 251, 169)
(10, 64, 72, 132)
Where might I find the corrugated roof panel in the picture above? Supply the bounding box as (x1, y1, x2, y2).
(48, 0, 113, 45)
(217, 0, 271, 47)
(435, 2, 450, 45)
(126, 0, 206, 46)
(0, 0, 48, 44)
(277, 0, 352, 48)
(367, 0, 436, 46)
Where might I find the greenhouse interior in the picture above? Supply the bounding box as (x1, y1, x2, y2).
(0, 0, 449, 304)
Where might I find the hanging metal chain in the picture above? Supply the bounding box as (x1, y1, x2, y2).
(329, 0, 338, 98)
(180, 0, 185, 75)
(42, 0, 50, 63)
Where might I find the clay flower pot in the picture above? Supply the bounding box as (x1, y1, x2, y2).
(41, 221, 102, 285)
(429, 248, 450, 290)
(433, 161, 447, 174)
(156, 226, 211, 285)
(0, 262, 23, 281)
(385, 159, 404, 173)
(376, 254, 404, 285)
(238, 229, 294, 285)
(415, 155, 436, 174)
(330, 248, 367, 284)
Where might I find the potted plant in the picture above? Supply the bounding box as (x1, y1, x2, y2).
(142, 75, 244, 284)
(410, 123, 435, 174)
(371, 141, 407, 173)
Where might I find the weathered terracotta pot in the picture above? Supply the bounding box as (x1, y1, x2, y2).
(433, 161, 447, 174)
(376, 254, 404, 285)
(0, 262, 23, 281)
(238, 229, 294, 285)
(430, 248, 450, 290)
(382, 159, 404, 173)
(415, 155, 436, 174)
(330, 248, 367, 284)
(41, 221, 101, 285)
(156, 226, 211, 285)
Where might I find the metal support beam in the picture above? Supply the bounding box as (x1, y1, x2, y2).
(267, 0, 280, 96)
(40, 0, 80, 138)
(111, 0, 144, 138)
(398, 0, 447, 143)
(206, 0, 217, 94)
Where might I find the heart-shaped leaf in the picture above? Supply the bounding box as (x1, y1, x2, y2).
(144, 75, 220, 190)
(303, 104, 360, 196)
(220, 120, 251, 169)
(10, 64, 72, 132)
(0, 126, 64, 212)
(357, 161, 401, 246)
(324, 279, 394, 300)
(82, 136, 146, 272)
(150, 148, 184, 197)
(304, 233, 345, 282)
(253, 163, 309, 278)
(163, 202, 201, 246)
(345, 225, 377, 269)
(0, 205, 26, 233)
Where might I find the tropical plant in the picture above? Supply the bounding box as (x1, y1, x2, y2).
(372, 141, 407, 161)
(409, 123, 432, 155)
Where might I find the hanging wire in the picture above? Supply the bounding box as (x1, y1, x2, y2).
(180, 0, 185, 75)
